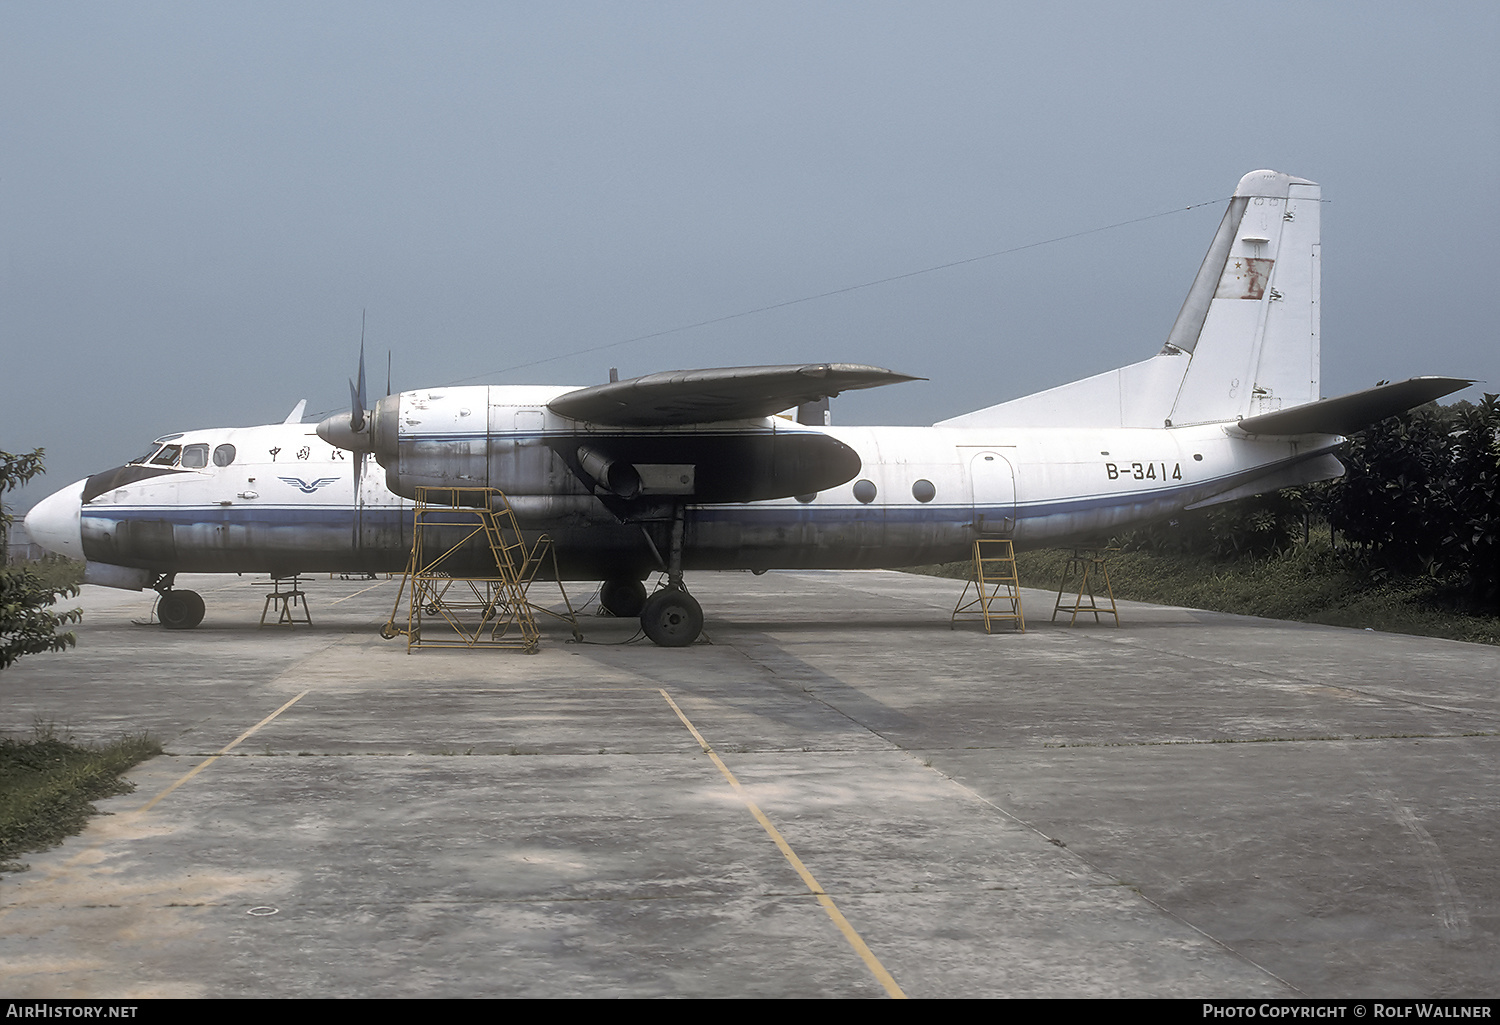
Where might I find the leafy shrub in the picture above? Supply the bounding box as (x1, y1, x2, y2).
(1119, 488, 1312, 559)
(2, 449, 83, 669)
(1319, 394, 1499, 610)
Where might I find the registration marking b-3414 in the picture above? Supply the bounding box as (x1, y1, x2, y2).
(1105, 462, 1183, 482)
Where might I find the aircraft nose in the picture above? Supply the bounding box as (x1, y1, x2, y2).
(23, 478, 85, 561)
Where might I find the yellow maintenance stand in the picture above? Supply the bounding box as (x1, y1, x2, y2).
(951, 538, 1025, 633)
(381, 486, 581, 653)
(1051, 548, 1120, 626)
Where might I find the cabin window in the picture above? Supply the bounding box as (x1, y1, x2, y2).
(213, 444, 237, 467)
(852, 479, 877, 504)
(912, 479, 936, 503)
(181, 444, 209, 469)
(149, 444, 182, 467)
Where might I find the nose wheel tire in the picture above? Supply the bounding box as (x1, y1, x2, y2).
(639, 588, 703, 647)
(158, 589, 205, 629)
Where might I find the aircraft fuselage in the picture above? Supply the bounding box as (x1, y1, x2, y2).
(30, 393, 1340, 586)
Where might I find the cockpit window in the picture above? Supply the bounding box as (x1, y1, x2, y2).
(212, 444, 236, 467)
(149, 444, 182, 467)
(128, 433, 187, 466)
(181, 443, 209, 469)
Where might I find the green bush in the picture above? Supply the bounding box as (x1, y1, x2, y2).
(1319, 394, 1500, 610)
(2, 449, 82, 669)
(1118, 488, 1312, 559)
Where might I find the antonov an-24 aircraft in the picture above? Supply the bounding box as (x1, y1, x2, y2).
(26, 170, 1469, 646)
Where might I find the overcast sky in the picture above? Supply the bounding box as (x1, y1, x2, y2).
(3, 1, 1496, 509)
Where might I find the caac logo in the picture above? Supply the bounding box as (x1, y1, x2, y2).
(278, 476, 340, 494)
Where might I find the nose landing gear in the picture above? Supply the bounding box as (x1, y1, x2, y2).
(151, 575, 205, 629)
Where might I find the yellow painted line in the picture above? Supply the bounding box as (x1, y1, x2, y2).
(131, 690, 310, 816)
(327, 581, 389, 605)
(0, 690, 316, 924)
(659, 688, 907, 999)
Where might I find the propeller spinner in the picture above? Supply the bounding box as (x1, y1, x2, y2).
(317, 341, 379, 501)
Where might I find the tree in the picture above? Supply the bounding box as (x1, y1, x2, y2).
(1, 449, 82, 669)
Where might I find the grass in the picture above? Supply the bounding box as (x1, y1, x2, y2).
(0, 723, 161, 876)
(908, 536, 1500, 646)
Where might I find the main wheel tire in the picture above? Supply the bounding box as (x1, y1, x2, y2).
(599, 578, 648, 618)
(640, 589, 703, 647)
(159, 590, 205, 630)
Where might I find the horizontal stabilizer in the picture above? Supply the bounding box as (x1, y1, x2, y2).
(1234, 377, 1473, 436)
(548, 363, 922, 427)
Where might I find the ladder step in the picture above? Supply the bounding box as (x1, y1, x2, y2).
(952, 538, 1025, 634)
(392, 486, 582, 652)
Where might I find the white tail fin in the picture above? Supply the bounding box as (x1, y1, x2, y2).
(1166, 169, 1320, 426)
(939, 169, 1321, 430)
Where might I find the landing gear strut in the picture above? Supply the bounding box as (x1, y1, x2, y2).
(152, 575, 205, 629)
(638, 502, 703, 647)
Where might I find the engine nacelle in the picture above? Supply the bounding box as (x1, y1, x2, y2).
(339, 384, 864, 509)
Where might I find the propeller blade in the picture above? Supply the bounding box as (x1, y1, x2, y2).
(348, 377, 366, 433)
(356, 338, 368, 413)
(347, 313, 370, 433)
(354, 312, 366, 494)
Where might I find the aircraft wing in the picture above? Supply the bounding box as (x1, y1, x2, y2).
(546, 363, 922, 427)
(1235, 377, 1474, 436)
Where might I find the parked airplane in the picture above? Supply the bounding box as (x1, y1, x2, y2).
(26, 169, 1469, 645)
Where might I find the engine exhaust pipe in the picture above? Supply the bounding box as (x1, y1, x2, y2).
(576, 445, 642, 499)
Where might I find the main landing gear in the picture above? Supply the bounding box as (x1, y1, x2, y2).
(599, 575, 701, 646)
(151, 574, 205, 629)
(633, 501, 704, 647)
(598, 578, 647, 618)
(639, 587, 702, 647)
